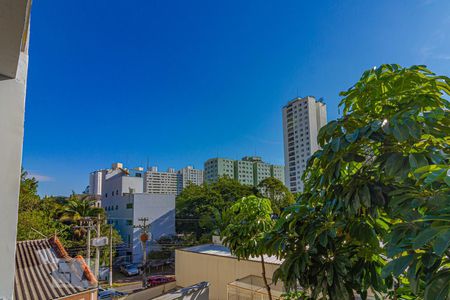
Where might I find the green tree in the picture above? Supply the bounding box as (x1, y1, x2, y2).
(18, 169, 40, 212)
(17, 171, 72, 242)
(267, 65, 450, 299)
(17, 210, 71, 241)
(99, 224, 123, 266)
(257, 177, 294, 215)
(176, 177, 256, 241)
(221, 196, 275, 300)
(16, 172, 122, 264)
(60, 193, 104, 224)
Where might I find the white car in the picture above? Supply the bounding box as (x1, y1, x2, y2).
(119, 263, 140, 276)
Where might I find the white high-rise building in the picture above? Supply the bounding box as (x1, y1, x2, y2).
(282, 96, 327, 193)
(88, 170, 107, 196)
(144, 167, 178, 194)
(177, 166, 204, 194)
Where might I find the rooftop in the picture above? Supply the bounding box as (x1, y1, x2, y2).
(180, 244, 283, 265)
(14, 236, 97, 300)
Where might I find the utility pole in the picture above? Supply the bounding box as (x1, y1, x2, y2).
(94, 214, 101, 278)
(134, 217, 150, 288)
(109, 224, 113, 287)
(87, 227, 91, 268)
(78, 218, 95, 269)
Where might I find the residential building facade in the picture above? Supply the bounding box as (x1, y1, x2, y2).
(282, 96, 327, 192)
(204, 158, 235, 183)
(177, 166, 204, 194)
(144, 167, 178, 194)
(204, 156, 285, 186)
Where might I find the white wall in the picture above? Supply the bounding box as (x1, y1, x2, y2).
(0, 1, 30, 297)
(132, 194, 176, 263)
(102, 172, 143, 197)
(0, 55, 27, 300)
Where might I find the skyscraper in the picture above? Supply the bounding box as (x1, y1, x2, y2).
(282, 96, 327, 193)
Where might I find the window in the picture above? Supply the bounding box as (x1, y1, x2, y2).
(116, 205, 119, 210)
(126, 220, 133, 226)
(126, 203, 133, 209)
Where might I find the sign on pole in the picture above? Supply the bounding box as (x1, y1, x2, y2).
(91, 237, 108, 247)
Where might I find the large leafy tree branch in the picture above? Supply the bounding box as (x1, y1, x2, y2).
(221, 196, 275, 300)
(268, 65, 450, 299)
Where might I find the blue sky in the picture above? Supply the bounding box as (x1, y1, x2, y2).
(23, 0, 450, 196)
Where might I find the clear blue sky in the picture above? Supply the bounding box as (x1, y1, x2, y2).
(23, 0, 450, 196)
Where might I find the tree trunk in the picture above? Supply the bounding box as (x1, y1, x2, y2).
(261, 255, 273, 300)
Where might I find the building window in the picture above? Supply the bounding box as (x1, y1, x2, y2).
(126, 220, 133, 226)
(126, 203, 133, 209)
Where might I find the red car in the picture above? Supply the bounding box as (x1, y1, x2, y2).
(147, 275, 175, 287)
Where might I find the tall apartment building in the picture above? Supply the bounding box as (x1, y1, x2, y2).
(204, 158, 235, 183)
(282, 96, 327, 193)
(144, 167, 178, 194)
(177, 166, 204, 194)
(204, 156, 285, 186)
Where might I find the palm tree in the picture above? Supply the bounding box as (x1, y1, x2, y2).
(60, 194, 104, 224)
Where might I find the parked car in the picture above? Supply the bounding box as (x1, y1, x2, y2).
(147, 275, 175, 287)
(98, 267, 110, 281)
(98, 287, 127, 299)
(119, 263, 140, 276)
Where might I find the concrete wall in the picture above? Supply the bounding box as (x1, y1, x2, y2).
(151, 282, 210, 300)
(0, 0, 30, 297)
(126, 281, 177, 300)
(103, 193, 134, 249)
(175, 250, 280, 300)
(132, 194, 175, 263)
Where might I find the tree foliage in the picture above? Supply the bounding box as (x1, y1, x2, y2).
(176, 176, 256, 241)
(267, 65, 450, 299)
(222, 195, 275, 299)
(17, 172, 123, 265)
(257, 177, 295, 215)
(60, 193, 104, 224)
(18, 169, 40, 212)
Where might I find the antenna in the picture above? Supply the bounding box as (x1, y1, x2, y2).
(30, 227, 47, 238)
